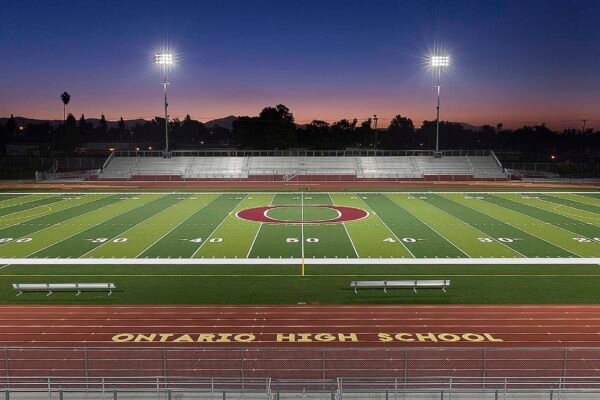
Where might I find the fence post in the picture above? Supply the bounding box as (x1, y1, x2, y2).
(47, 377, 51, 400)
(322, 349, 326, 382)
(162, 347, 168, 384)
(84, 347, 89, 387)
(3, 347, 8, 386)
(562, 348, 568, 382)
(4, 390, 8, 400)
(482, 348, 487, 387)
(240, 349, 245, 388)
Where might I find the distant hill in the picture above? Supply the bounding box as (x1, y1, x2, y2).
(204, 115, 237, 130)
(0, 115, 239, 130)
(0, 116, 147, 128)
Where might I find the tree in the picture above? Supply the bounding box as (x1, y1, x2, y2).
(99, 114, 108, 133)
(385, 115, 415, 149)
(60, 92, 71, 123)
(55, 113, 80, 154)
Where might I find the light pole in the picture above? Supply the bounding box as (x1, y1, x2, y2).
(155, 53, 173, 156)
(430, 55, 449, 157)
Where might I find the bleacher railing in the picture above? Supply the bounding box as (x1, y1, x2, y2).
(115, 149, 494, 158)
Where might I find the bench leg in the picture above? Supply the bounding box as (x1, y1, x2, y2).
(16, 290, 22, 297)
(108, 289, 112, 296)
(76, 289, 81, 296)
(46, 290, 52, 297)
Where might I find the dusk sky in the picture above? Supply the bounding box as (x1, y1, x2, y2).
(1, 0, 599, 129)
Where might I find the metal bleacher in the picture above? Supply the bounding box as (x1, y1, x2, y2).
(98, 150, 507, 181)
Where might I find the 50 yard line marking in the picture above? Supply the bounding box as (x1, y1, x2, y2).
(246, 194, 275, 258)
(328, 193, 359, 258)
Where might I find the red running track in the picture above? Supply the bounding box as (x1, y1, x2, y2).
(2, 305, 600, 379)
(1, 304, 600, 348)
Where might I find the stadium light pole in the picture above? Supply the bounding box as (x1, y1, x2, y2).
(430, 55, 449, 157)
(155, 53, 173, 156)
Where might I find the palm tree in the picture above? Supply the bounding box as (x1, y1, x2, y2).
(60, 92, 71, 123)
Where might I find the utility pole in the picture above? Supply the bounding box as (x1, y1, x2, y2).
(373, 114, 378, 152)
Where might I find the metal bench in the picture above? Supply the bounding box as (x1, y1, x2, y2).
(350, 280, 450, 294)
(12, 283, 116, 296)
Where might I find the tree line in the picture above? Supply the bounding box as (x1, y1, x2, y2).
(1, 104, 598, 163)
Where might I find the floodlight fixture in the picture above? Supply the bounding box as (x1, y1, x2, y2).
(430, 55, 449, 68)
(154, 53, 173, 65)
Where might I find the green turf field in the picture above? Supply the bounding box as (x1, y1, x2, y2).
(0, 191, 598, 260)
(0, 191, 598, 304)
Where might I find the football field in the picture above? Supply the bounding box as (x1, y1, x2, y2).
(0, 191, 599, 262)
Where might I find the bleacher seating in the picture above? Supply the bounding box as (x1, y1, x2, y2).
(98, 152, 507, 181)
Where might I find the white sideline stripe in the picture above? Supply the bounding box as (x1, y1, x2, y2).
(1, 191, 599, 195)
(1, 257, 599, 265)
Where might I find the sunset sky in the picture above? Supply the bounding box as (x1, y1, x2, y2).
(1, 0, 599, 129)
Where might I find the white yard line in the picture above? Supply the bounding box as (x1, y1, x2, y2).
(0, 258, 598, 265)
(416, 195, 527, 258)
(487, 194, 600, 243)
(135, 196, 221, 258)
(25, 196, 161, 258)
(245, 195, 275, 258)
(386, 194, 470, 258)
(514, 195, 600, 228)
(3, 191, 599, 196)
(191, 195, 248, 258)
(0, 195, 118, 252)
(355, 194, 415, 258)
(443, 195, 580, 258)
(328, 193, 359, 258)
(79, 195, 182, 258)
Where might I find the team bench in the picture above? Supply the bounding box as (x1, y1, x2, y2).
(12, 283, 116, 296)
(350, 280, 450, 294)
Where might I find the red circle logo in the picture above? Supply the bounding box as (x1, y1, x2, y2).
(236, 205, 368, 224)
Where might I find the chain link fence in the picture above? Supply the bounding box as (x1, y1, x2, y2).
(2, 347, 600, 380)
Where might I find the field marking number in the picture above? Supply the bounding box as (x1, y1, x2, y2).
(188, 238, 224, 243)
(287, 237, 319, 243)
(573, 237, 600, 243)
(0, 238, 32, 244)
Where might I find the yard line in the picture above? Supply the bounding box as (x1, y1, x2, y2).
(80, 195, 182, 258)
(24, 196, 153, 258)
(191, 195, 248, 258)
(134, 195, 220, 258)
(443, 194, 579, 258)
(386, 194, 470, 258)
(355, 194, 415, 258)
(0, 195, 117, 253)
(418, 196, 527, 257)
(0, 194, 50, 209)
(502, 194, 600, 227)
(328, 193, 359, 258)
(246, 194, 275, 258)
(487, 195, 600, 241)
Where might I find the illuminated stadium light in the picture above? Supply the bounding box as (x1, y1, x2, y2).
(430, 55, 449, 68)
(154, 53, 173, 65)
(154, 51, 175, 155)
(430, 53, 450, 156)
